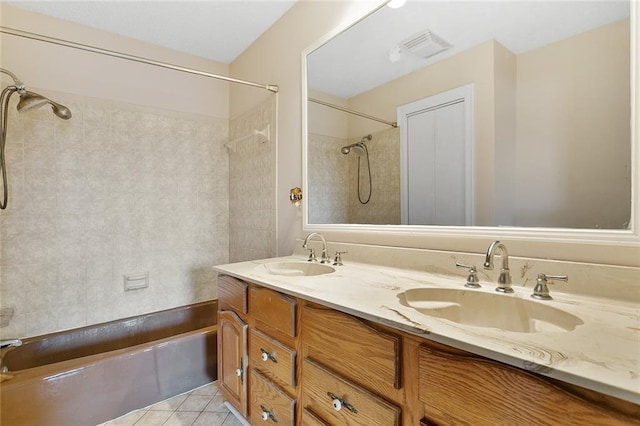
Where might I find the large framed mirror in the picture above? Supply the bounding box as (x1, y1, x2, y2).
(302, 0, 639, 264)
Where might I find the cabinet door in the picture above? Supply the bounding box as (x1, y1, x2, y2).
(218, 310, 248, 417)
(418, 342, 639, 425)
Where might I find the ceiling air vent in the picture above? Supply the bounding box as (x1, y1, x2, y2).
(400, 29, 452, 60)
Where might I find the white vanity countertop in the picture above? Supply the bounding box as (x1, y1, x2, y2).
(213, 255, 640, 405)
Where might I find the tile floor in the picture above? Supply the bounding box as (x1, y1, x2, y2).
(100, 381, 243, 426)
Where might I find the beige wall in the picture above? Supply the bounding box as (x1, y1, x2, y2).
(515, 19, 631, 229)
(493, 42, 517, 226)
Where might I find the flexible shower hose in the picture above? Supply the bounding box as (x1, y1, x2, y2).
(357, 143, 372, 205)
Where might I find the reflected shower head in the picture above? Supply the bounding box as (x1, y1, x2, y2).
(17, 91, 72, 120)
(341, 134, 371, 156)
(341, 142, 365, 156)
(350, 144, 365, 156)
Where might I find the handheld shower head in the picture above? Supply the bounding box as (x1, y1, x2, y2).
(17, 91, 72, 120)
(341, 134, 371, 156)
(350, 144, 366, 157)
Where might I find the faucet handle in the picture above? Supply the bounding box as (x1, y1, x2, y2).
(455, 262, 481, 288)
(532, 273, 568, 300)
(333, 251, 348, 266)
(306, 248, 317, 262)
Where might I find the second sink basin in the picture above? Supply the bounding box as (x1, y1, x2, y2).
(400, 288, 583, 333)
(261, 261, 335, 277)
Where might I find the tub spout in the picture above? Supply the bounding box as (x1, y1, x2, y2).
(0, 339, 22, 349)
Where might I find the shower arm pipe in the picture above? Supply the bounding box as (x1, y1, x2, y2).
(0, 26, 279, 93)
(309, 97, 397, 128)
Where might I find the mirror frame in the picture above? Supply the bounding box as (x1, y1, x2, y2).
(301, 1, 640, 267)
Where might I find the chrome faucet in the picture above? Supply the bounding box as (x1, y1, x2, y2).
(483, 241, 513, 293)
(302, 232, 330, 264)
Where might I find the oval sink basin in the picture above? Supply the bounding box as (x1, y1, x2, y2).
(261, 261, 335, 277)
(400, 288, 583, 333)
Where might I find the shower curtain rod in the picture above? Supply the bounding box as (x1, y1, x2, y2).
(0, 26, 279, 93)
(309, 97, 397, 128)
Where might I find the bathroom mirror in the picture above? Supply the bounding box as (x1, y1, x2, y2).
(304, 0, 633, 230)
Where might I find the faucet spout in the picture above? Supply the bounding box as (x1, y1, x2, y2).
(302, 232, 330, 264)
(483, 241, 513, 293)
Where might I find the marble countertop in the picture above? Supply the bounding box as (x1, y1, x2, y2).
(214, 255, 640, 405)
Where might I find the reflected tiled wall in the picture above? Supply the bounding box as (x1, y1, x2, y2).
(308, 128, 400, 225)
(228, 96, 276, 262)
(0, 89, 229, 338)
(348, 127, 400, 225)
(307, 133, 349, 224)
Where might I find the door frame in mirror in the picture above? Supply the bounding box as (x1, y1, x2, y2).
(301, 1, 640, 267)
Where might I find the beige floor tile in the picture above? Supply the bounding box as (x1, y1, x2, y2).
(204, 395, 229, 413)
(177, 394, 214, 412)
(134, 410, 173, 426)
(162, 410, 201, 426)
(221, 413, 246, 426)
(192, 412, 230, 426)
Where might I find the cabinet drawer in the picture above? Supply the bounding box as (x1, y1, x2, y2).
(250, 368, 295, 426)
(301, 408, 331, 426)
(418, 343, 637, 426)
(301, 358, 401, 426)
(249, 328, 297, 387)
(250, 286, 297, 337)
(217, 275, 248, 314)
(301, 305, 401, 390)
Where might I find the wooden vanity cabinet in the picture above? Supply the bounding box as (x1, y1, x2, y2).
(218, 275, 299, 424)
(217, 275, 639, 426)
(418, 340, 640, 426)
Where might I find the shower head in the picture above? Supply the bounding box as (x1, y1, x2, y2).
(340, 142, 366, 156)
(341, 134, 371, 156)
(17, 91, 72, 120)
(350, 144, 366, 156)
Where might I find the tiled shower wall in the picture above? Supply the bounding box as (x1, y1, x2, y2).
(308, 127, 400, 225)
(0, 89, 229, 338)
(228, 96, 277, 262)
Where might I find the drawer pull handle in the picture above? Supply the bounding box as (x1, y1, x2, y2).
(260, 405, 278, 423)
(327, 392, 357, 414)
(260, 348, 278, 363)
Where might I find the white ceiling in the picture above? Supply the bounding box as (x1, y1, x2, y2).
(307, 0, 630, 99)
(5, 0, 297, 64)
